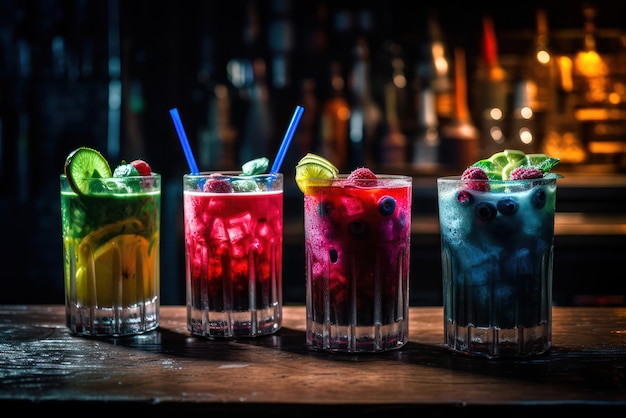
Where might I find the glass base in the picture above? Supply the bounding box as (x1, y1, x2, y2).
(188, 304, 281, 338)
(306, 319, 408, 353)
(444, 320, 551, 358)
(66, 300, 159, 337)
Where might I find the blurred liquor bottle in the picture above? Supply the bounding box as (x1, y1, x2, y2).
(235, 1, 275, 166)
(411, 9, 450, 171)
(294, 77, 320, 164)
(268, 0, 296, 158)
(423, 10, 454, 125)
(320, 61, 350, 171)
(239, 57, 275, 165)
(348, 36, 383, 169)
(571, 4, 626, 170)
(411, 86, 441, 172)
(527, 9, 557, 115)
(194, 5, 232, 172)
(509, 9, 556, 154)
(541, 55, 587, 165)
(199, 82, 238, 171)
(473, 15, 509, 156)
(438, 47, 480, 172)
(378, 41, 408, 167)
(509, 79, 539, 154)
(573, 4, 609, 107)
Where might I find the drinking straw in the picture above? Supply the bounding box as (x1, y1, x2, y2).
(270, 105, 304, 174)
(169, 108, 199, 174)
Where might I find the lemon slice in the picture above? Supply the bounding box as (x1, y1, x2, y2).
(75, 233, 157, 307)
(295, 153, 338, 194)
(64, 147, 112, 196)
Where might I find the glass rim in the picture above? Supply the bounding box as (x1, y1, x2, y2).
(183, 171, 283, 179)
(437, 174, 562, 184)
(60, 173, 161, 180)
(302, 174, 412, 181)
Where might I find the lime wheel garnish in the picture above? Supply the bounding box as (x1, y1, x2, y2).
(294, 153, 339, 194)
(471, 149, 559, 180)
(64, 147, 112, 195)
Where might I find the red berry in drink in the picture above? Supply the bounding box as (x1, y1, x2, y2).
(130, 159, 152, 176)
(347, 167, 377, 186)
(204, 179, 233, 193)
(461, 167, 490, 192)
(510, 167, 543, 180)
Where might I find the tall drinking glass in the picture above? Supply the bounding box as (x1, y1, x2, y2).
(183, 172, 283, 338)
(437, 175, 559, 358)
(61, 173, 161, 337)
(303, 175, 412, 352)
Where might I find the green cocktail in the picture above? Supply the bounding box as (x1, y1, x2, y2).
(61, 147, 160, 336)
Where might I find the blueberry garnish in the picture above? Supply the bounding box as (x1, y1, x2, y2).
(474, 202, 497, 221)
(456, 190, 473, 206)
(531, 187, 547, 209)
(377, 195, 396, 216)
(497, 197, 519, 216)
(348, 219, 369, 238)
(329, 248, 338, 263)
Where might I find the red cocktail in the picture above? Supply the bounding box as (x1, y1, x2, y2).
(184, 172, 283, 338)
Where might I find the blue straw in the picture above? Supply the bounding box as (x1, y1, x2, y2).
(270, 105, 304, 174)
(169, 108, 199, 174)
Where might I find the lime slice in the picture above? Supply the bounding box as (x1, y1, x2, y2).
(526, 153, 560, 172)
(473, 149, 560, 180)
(64, 147, 112, 195)
(500, 149, 530, 179)
(488, 152, 509, 170)
(295, 154, 338, 194)
(471, 151, 511, 180)
(297, 153, 339, 176)
(504, 149, 526, 164)
(472, 159, 501, 180)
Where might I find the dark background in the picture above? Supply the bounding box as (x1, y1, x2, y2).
(1, 0, 625, 306)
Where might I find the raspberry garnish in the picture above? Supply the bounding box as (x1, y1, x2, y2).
(510, 167, 543, 180)
(461, 167, 490, 192)
(204, 179, 233, 193)
(130, 159, 152, 176)
(347, 167, 377, 186)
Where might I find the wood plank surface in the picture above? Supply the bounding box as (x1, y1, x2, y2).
(1, 305, 625, 414)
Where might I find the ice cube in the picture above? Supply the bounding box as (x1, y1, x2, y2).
(340, 196, 365, 216)
(227, 212, 253, 243)
(209, 217, 228, 242)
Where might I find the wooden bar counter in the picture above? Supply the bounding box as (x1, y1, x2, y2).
(1, 305, 625, 415)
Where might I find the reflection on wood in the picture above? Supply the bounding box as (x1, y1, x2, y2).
(0, 305, 624, 413)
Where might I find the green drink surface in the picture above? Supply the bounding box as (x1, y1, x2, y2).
(61, 189, 160, 242)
